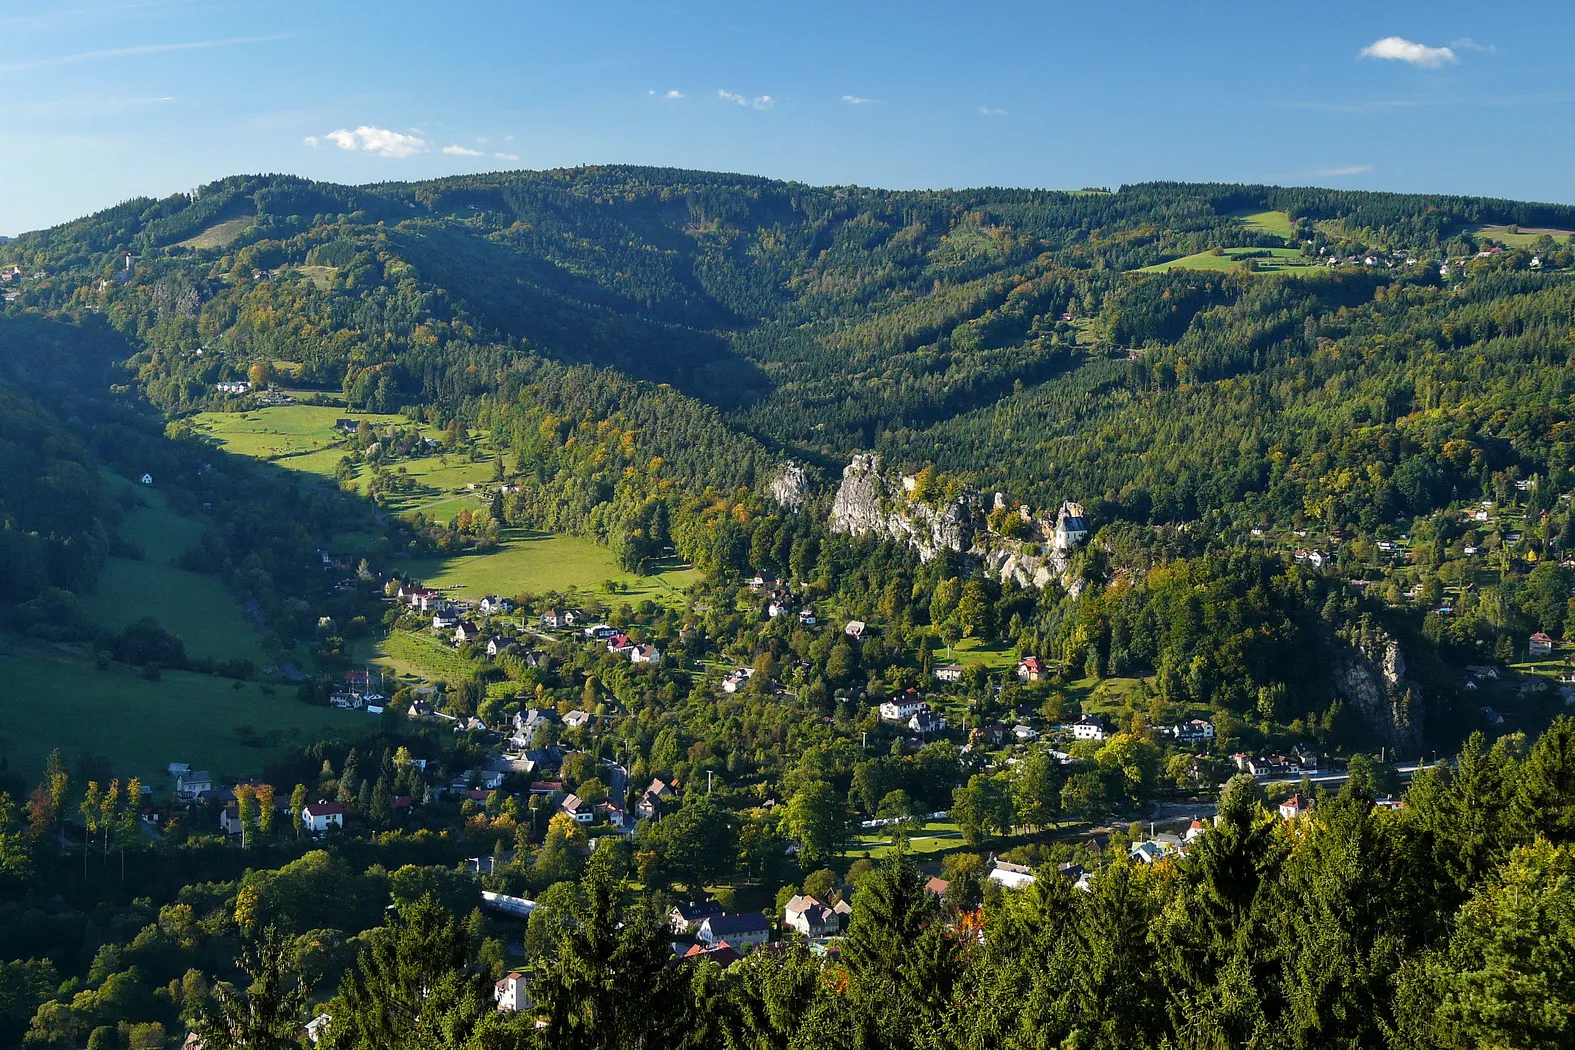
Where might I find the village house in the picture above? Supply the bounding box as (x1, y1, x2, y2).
(478, 595, 515, 615)
(541, 608, 579, 630)
(878, 692, 928, 723)
(909, 709, 946, 735)
(562, 710, 594, 730)
(1053, 501, 1089, 549)
(782, 895, 844, 938)
(924, 876, 950, 897)
(629, 643, 663, 667)
(681, 942, 743, 967)
(560, 794, 594, 824)
(431, 610, 460, 630)
(583, 623, 617, 640)
(844, 620, 867, 640)
(1278, 794, 1310, 821)
(988, 860, 1036, 891)
(407, 588, 443, 611)
(485, 638, 514, 658)
(670, 899, 725, 933)
(1530, 632, 1555, 657)
(175, 770, 213, 800)
(1168, 719, 1215, 744)
(933, 663, 964, 684)
(722, 667, 755, 693)
(329, 691, 363, 710)
(696, 913, 772, 949)
(597, 801, 630, 831)
(300, 800, 344, 834)
(797, 608, 817, 626)
(1016, 656, 1046, 682)
(637, 778, 672, 821)
(453, 621, 483, 645)
(494, 972, 531, 1013)
(1066, 715, 1111, 741)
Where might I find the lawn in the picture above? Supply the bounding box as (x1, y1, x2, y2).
(940, 636, 1018, 670)
(190, 405, 412, 464)
(1236, 209, 1294, 241)
(1472, 224, 1575, 248)
(81, 478, 268, 664)
(396, 531, 700, 609)
(363, 630, 482, 685)
(851, 821, 968, 859)
(1138, 247, 1315, 274)
(176, 217, 253, 249)
(1066, 676, 1150, 719)
(0, 649, 371, 783)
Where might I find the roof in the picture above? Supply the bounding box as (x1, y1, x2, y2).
(303, 800, 344, 815)
(701, 912, 771, 935)
(1531, 631, 1554, 642)
(672, 899, 724, 922)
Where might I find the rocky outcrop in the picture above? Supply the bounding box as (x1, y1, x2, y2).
(1332, 630, 1424, 752)
(828, 454, 980, 562)
(767, 461, 812, 510)
(828, 455, 1089, 583)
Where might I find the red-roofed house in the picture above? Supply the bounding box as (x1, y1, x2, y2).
(300, 800, 344, 834)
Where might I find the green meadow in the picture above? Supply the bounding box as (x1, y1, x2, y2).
(398, 530, 699, 607)
(0, 648, 369, 783)
(190, 405, 412, 463)
(1236, 209, 1294, 240)
(81, 478, 268, 664)
(1471, 223, 1575, 248)
(1138, 246, 1315, 274)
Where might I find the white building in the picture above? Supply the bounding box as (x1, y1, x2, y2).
(300, 800, 344, 833)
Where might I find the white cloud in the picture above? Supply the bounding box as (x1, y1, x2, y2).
(842, 94, 879, 105)
(1359, 36, 1457, 68)
(979, 106, 1008, 116)
(1317, 165, 1374, 176)
(494, 152, 519, 162)
(303, 135, 319, 146)
(1450, 38, 1495, 53)
(319, 125, 429, 157)
(719, 89, 773, 110)
(477, 136, 490, 144)
(442, 144, 484, 156)
(650, 88, 684, 99)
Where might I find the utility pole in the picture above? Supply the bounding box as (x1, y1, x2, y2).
(707, 770, 713, 794)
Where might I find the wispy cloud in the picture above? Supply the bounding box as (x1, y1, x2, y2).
(719, 89, 774, 110)
(0, 32, 291, 73)
(1359, 36, 1457, 68)
(494, 152, 519, 162)
(649, 89, 684, 99)
(442, 144, 484, 156)
(1317, 165, 1373, 177)
(843, 95, 879, 105)
(1450, 37, 1496, 53)
(979, 106, 1008, 116)
(307, 125, 429, 158)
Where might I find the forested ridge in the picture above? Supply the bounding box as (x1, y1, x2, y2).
(4, 167, 1575, 533)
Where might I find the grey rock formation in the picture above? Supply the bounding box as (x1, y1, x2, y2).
(768, 461, 812, 509)
(828, 454, 978, 563)
(1332, 634, 1424, 751)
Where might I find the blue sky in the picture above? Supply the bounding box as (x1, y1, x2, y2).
(1, 0, 1572, 234)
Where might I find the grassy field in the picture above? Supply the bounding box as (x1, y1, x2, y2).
(1067, 676, 1151, 720)
(0, 648, 370, 783)
(191, 405, 412, 464)
(1473, 224, 1575, 248)
(851, 820, 967, 859)
(940, 636, 1018, 670)
(397, 531, 700, 608)
(177, 217, 253, 249)
(81, 479, 268, 664)
(1237, 209, 1294, 240)
(1138, 246, 1315, 274)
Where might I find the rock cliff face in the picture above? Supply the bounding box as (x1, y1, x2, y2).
(1332, 634, 1424, 751)
(767, 461, 812, 510)
(828, 454, 980, 562)
(828, 455, 1087, 587)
